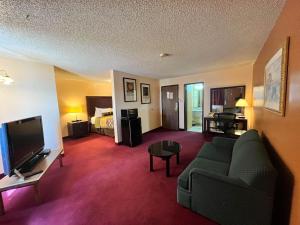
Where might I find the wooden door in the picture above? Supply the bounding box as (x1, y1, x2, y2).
(161, 85, 179, 130)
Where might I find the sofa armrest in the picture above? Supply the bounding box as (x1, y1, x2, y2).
(212, 137, 236, 150)
(189, 168, 274, 225)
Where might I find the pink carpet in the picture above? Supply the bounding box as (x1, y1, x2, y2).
(0, 129, 218, 225)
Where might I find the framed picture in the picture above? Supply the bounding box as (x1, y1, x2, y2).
(123, 78, 137, 102)
(140, 83, 151, 104)
(264, 37, 289, 116)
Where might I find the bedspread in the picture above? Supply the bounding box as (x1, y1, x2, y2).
(94, 115, 114, 129)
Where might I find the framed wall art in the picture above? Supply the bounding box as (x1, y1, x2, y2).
(123, 77, 137, 102)
(140, 83, 151, 104)
(264, 37, 289, 116)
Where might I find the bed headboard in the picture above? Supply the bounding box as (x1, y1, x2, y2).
(86, 96, 113, 118)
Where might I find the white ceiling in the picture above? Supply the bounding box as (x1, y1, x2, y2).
(0, 0, 286, 79)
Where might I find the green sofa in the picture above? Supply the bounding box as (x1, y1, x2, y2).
(177, 129, 277, 225)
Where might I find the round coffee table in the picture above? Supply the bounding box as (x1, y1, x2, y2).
(148, 140, 182, 177)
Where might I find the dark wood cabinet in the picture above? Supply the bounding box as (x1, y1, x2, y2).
(67, 121, 89, 138)
(121, 117, 142, 147)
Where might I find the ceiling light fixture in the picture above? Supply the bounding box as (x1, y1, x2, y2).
(159, 53, 171, 58)
(0, 70, 14, 85)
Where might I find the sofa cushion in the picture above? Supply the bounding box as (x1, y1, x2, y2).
(212, 137, 236, 151)
(197, 143, 232, 163)
(232, 129, 260, 154)
(229, 140, 277, 193)
(178, 158, 229, 190)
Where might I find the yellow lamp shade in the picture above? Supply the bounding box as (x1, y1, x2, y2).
(235, 99, 248, 107)
(67, 106, 82, 113)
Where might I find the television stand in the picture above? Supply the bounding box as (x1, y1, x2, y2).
(14, 169, 44, 180)
(0, 149, 63, 215)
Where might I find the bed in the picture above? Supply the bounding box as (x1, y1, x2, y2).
(86, 96, 114, 137)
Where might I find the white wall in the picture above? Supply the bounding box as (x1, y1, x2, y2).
(111, 70, 160, 143)
(160, 63, 254, 129)
(0, 56, 63, 173)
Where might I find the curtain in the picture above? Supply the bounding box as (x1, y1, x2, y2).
(211, 89, 224, 105)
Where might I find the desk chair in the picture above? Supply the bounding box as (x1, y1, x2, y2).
(213, 112, 236, 135)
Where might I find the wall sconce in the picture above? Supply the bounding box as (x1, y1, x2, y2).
(0, 70, 14, 85)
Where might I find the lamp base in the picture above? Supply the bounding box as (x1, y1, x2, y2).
(72, 113, 81, 123)
(72, 119, 82, 123)
(235, 112, 245, 119)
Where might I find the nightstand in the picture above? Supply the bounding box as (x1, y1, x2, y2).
(67, 121, 89, 138)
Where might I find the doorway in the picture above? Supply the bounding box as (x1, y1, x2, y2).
(184, 83, 204, 132)
(161, 85, 179, 130)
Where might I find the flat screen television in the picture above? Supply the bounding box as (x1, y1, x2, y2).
(0, 116, 45, 176)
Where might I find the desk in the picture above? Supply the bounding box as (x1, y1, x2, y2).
(203, 116, 247, 133)
(0, 149, 63, 215)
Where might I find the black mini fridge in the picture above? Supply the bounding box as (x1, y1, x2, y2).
(121, 109, 142, 147)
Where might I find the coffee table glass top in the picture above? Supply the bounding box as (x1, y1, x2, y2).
(148, 140, 181, 157)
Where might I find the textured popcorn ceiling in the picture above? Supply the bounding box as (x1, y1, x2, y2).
(0, 0, 286, 79)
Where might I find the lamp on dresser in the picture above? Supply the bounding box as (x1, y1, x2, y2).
(67, 106, 82, 122)
(235, 98, 248, 118)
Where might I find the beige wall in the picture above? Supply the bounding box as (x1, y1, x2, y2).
(252, 0, 300, 224)
(160, 63, 254, 129)
(55, 68, 112, 137)
(0, 56, 63, 173)
(111, 70, 161, 143)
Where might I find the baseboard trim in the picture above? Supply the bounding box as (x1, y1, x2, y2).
(143, 126, 163, 134)
(114, 127, 162, 144)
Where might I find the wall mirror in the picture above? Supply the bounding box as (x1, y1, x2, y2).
(210, 85, 245, 113)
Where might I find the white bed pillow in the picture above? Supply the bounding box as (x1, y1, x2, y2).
(103, 108, 113, 113)
(90, 116, 96, 124)
(94, 107, 113, 117)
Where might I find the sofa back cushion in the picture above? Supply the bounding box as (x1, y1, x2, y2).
(229, 140, 277, 193)
(232, 129, 260, 153)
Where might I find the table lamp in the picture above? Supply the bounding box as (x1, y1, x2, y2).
(235, 98, 248, 117)
(67, 106, 82, 122)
